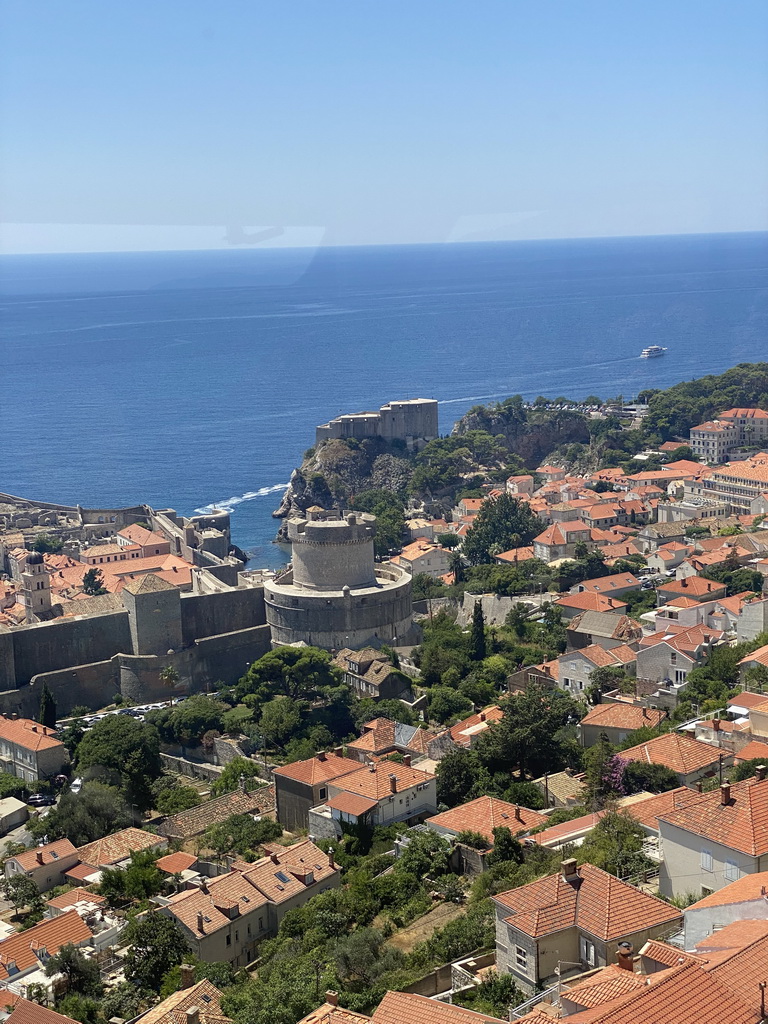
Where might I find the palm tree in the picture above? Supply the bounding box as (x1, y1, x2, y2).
(159, 665, 180, 706)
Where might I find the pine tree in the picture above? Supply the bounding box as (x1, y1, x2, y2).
(470, 600, 486, 661)
(38, 682, 57, 729)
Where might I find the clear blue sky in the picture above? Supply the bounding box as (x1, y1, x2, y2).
(1, 1, 767, 251)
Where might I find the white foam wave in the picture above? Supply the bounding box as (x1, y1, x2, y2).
(194, 482, 289, 515)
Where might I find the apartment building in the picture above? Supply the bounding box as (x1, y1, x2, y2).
(0, 717, 67, 782)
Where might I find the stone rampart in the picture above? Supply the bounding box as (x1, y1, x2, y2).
(11, 611, 132, 686)
(180, 587, 266, 645)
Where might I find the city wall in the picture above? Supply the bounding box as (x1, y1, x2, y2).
(180, 587, 266, 645)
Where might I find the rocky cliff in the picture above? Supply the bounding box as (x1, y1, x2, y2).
(454, 404, 590, 466)
(273, 438, 413, 525)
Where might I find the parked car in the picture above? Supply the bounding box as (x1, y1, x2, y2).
(27, 793, 56, 807)
(70, 778, 83, 795)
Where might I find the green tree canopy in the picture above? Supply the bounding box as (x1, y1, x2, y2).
(81, 568, 107, 596)
(76, 715, 162, 809)
(28, 781, 131, 846)
(436, 748, 490, 807)
(235, 646, 343, 708)
(38, 682, 57, 729)
(123, 913, 190, 991)
(45, 943, 102, 997)
(1, 875, 43, 916)
(210, 757, 265, 796)
(462, 494, 544, 565)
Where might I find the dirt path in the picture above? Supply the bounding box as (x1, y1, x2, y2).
(386, 901, 466, 954)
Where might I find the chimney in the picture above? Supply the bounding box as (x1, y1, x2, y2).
(696, 781, 703, 793)
(712, 717, 720, 732)
(270, 852, 279, 864)
(328, 847, 335, 869)
(720, 783, 731, 806)
(681, 578, 688, 587)
(239, 774, 247, 793)
(616, 941, 634, 972)
(389, 774, 398, 794)
(179, 964, 195, 990)
(185, 1008, 200, 1024)
(334, 747, 343, 757)
(403, 754, 411, 768)
(561, 858, 580, 884)
(479, 712, 486, 721)
(325, 992, 339, 1007)
(317, 750, 327, 762)
(35, 851, 44, 865)
(515, 805, 522, 822)
(642, 707, 648, 720)
(196, 912, 204, 934)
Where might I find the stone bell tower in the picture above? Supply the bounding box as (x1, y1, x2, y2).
(20, 551, 52, 623)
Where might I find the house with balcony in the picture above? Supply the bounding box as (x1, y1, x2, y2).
(273, 751, 361, 832)
(4, 839, 78, 893)
(619, 732, 728, 787)
(636, 624, 726, 689)
(161, 839, 340, 965)
(0, 717, 67, 782)
(493, 859, 682, 993)
(308, 759, 436, 839)
(657, 775, 768, 898)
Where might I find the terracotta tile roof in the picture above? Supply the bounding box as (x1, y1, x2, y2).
(665, 596, 701, 608)
(531, 811, 605, 847)
(493, 863, 680, 941)
(686, 869, 768, 910)
(534, 521, 591, 546)
(136, 979, 230, 1024)
(159, 785, 275, 839)
(167, 875, 268, 938)
(557, 592, 628, 614)
(622, 787, 700, 831)
(569, 644, 631, 669)
(580, 703, 666, 732)
(46, 887, 105, 911)
(426, 796, 547, 842)
(449, 705, 504, 746)
(658, 576, 727, 598)
(620, 733, 722, 775)
(739, 643, 768, 669)
(156, 851, 198, 874)
(639, 938, 702, 967)
(0, 909, 92, 980)
(117, 523, 170, 548)
(640, 624, 725, 656)
(372, 991, 507, 1023)
(6, 998, 83, 1024)
(325, 791, 379, 816)
(297, 1003, 372, 1024)
(659, 776, 768, 856)
(719, 407, 768, 420)
(334, 761, 434, 802)
(563, 960, 759, 1024)
(494, 546, 535, 563)
(562, 964, 647, 1008)
(235, 838, 338, 904)
(729, 691, 768, 712)
(64, 862, 100, 883)
(576, 573, 642, 593)
(75, 827, 163, 867)
(698, 921, 768, 1009)
(0, 718, 63, 753)
(10, 839, 77, 872)
(735, 740, 768, 763)
(274, 752, 360, 786)
(712, 457, 768, 486)
(609, 644, 638, 665)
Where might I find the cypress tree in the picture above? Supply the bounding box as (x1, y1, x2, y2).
(38, 682, 57, 730)
(470, 600, 486, 661)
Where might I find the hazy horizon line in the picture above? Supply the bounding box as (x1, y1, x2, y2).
(1, 226, 766, 258)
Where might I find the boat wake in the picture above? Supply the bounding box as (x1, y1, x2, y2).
(194, 482, 289, 515)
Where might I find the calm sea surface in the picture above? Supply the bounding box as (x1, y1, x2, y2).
(1, 233, 767, 567)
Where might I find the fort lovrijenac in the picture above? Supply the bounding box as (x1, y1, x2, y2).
(0, 491, 416, 718)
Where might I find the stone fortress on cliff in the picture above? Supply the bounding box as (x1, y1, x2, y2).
(315, 398, 438, 447)
(263, 507, 419, 650)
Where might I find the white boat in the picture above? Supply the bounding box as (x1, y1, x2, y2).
(640, 345, 667, 358)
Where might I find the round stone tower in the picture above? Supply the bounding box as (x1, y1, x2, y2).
(263, 508, 416, 650)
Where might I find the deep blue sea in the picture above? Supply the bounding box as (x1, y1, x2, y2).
(1, 233, 767, 567)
